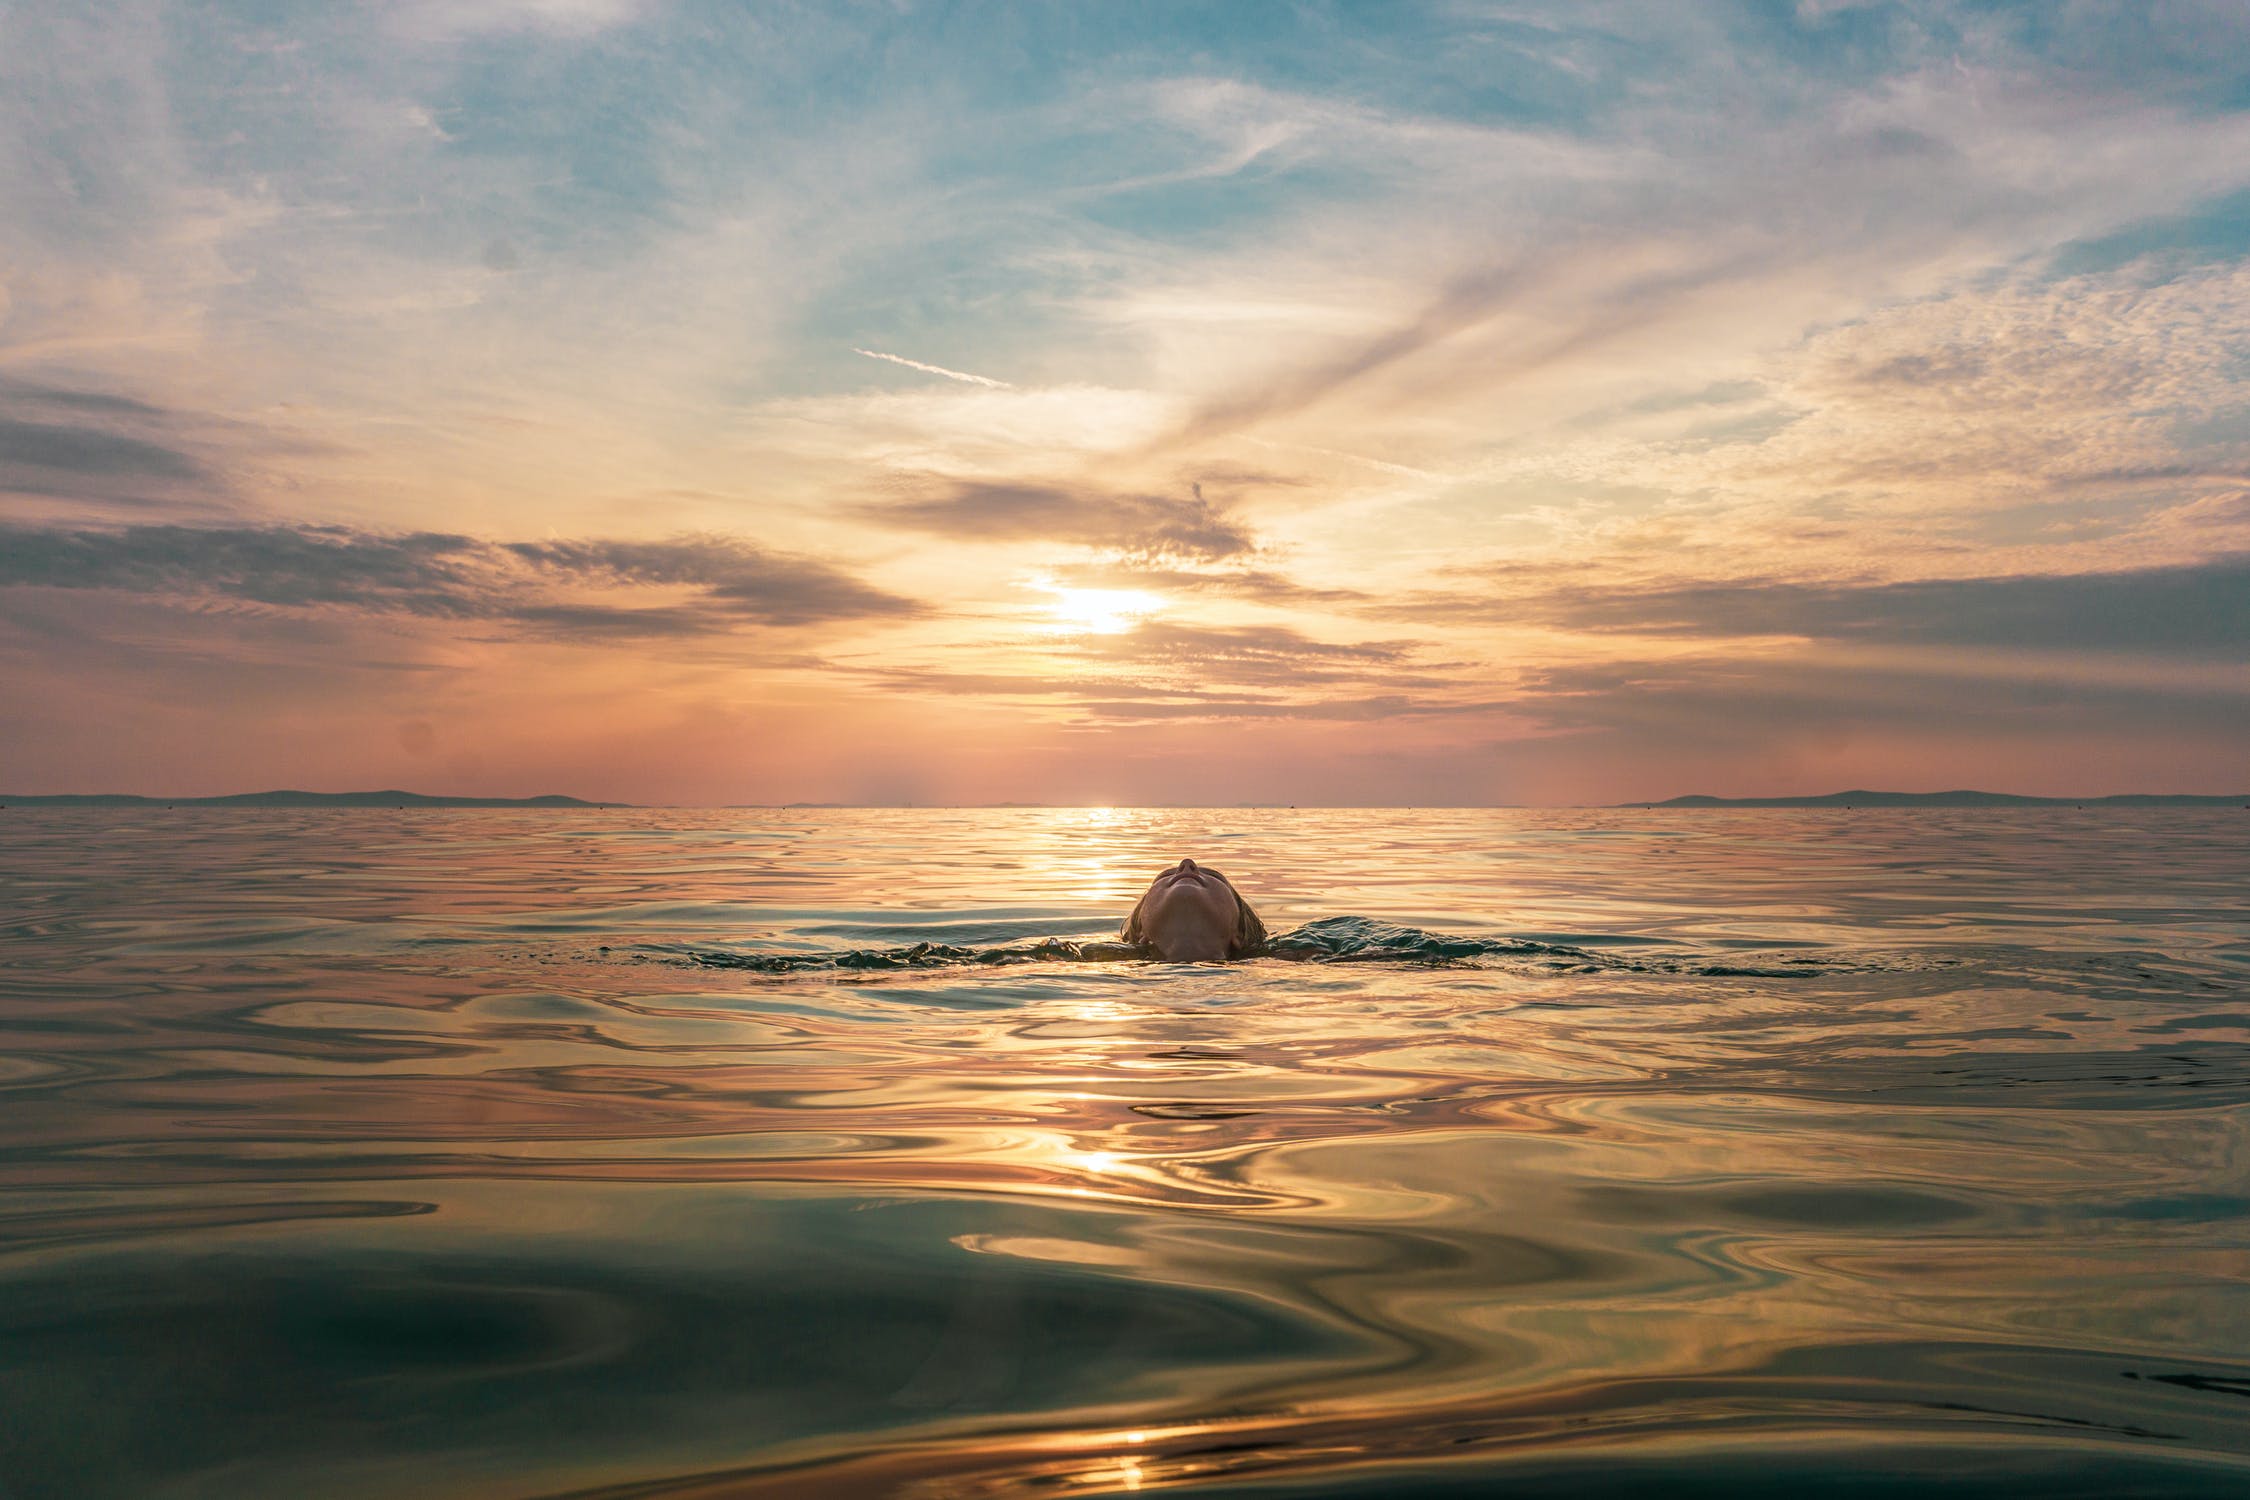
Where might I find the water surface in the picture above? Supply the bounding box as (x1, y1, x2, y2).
(2, 807, 2246, 1497)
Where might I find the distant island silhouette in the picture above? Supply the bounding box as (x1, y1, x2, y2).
(1628, 790, 2248, 808)
(0, 790, 621, 809)
(3, 789, 2243, 811)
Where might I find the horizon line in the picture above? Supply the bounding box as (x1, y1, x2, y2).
(5, 787, 2247, 810)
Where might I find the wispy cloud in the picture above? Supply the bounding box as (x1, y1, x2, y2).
(0, 524, 920, 637)
(862, 480, 1256, 562)
(1053, 560, 1371, 607)
(847, 621, 1467, 726)
(1399, 555, 2250, 659)
(385, 0, 657, 43)
(0, 418, 205, 482)
(1074, 693, 1507, 723)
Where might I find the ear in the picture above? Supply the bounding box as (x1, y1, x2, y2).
(1121, 894, 1148, 947)
(1230, 895, 1268, 957)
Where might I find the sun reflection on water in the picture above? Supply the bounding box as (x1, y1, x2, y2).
(1, 808, 2246, 1497)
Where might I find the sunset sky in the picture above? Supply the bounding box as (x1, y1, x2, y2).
(3, 1, 2246, 805)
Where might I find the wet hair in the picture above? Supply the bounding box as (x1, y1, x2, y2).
(1121, 866, 1268, 958)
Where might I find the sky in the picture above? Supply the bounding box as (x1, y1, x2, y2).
(2, 0, 2246, 805)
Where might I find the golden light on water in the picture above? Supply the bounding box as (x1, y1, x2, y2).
(7, 807, 2248, 1498)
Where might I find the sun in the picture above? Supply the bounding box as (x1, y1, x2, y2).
(1047, 588, 1160, 634)
(1032, 581, 1163, 635)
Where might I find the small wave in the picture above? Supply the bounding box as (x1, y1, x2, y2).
(683, 915, 1832, 977)
(688, 937, 1143, 973)
(1263, 915, 1590, 963)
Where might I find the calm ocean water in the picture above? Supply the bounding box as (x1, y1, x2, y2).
(2, 807, 2246, 1498)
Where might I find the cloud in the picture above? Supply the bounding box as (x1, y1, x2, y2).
(1164, 244, 1779, 451)
(0, 379, 171, 419)
(0, 524, 919, 636)
(863, 480, 1256, 560)
(0, 525, 487, 611)
(0, 383, 216, 501)
(0, 380, 335, 519)
(1053, 560, 1371, 606)
(1063, 622, 1470, 700)
(1080, 621, 1408, 670)
(1509, 646, 2250, 753)
(1413, 554, 2250, 660)
(499, 603, 739, 638)
(501, 537, 919, 627)
(1074, 693, 1505, 723)
(1749, 262, 2250, 495)
(1107, 30, 2250, 495)
(852, 670, 1496, 725)
(848, 620, 1460, 723)
(0, 417, 204, 481)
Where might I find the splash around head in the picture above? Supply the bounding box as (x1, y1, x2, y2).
(1121, 858, 1268, 962)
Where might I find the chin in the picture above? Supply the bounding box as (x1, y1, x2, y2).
(1121, 864, 1270, 960)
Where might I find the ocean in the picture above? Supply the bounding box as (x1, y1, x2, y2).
(1, 806, 2245, 1497)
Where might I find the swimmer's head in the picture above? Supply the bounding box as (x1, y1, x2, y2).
(1122, 859, 1267, 962)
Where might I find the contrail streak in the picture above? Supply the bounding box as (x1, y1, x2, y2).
(853, 348, 1013, 388)
(1247, 435, 1444, 481)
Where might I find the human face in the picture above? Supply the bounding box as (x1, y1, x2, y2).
(1127, 858, 1244, 962)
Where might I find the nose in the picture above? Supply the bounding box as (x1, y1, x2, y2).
(1177, 858, 1198, 872)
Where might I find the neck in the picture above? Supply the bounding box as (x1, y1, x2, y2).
(1152, 932, 1229, 962)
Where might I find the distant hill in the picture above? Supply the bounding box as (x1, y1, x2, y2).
(0, 790, 621, 808)
(1630, 789, 2249, 808)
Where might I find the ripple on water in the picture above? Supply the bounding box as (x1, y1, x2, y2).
(0, 807, 2246, 1497)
